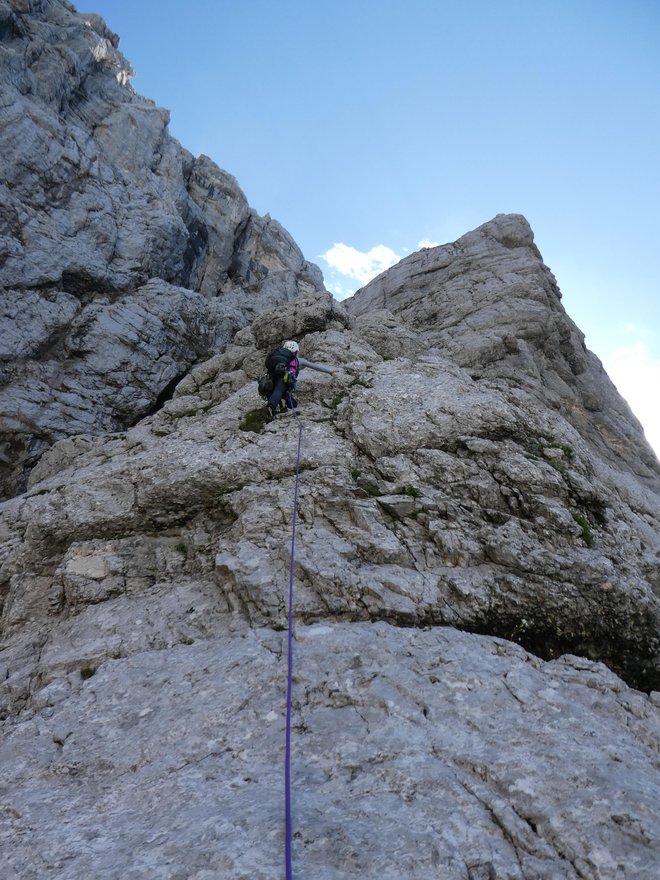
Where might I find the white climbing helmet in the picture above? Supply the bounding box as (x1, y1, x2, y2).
(283, 340, 299, 354)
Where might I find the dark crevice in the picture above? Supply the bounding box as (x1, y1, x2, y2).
(294, 603, 658, 693)
(0, 7, 23, 41)
(180, 215, 209, 287)
(60, 267, 121, 301)
(0, 430, 51, 502)
(477, 614, 659, 694)
(140, 372, 188, 419)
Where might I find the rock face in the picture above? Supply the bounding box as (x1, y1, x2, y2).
(1, 4, 660, 879)
(347, 213, 658, 480)
(0, 0, 323, 498)
(1, 262, 659, 877)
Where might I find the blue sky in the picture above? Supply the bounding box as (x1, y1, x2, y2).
(84, 0, 659, 455)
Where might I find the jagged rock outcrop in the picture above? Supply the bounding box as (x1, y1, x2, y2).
(1, 258, 659, 876)
(347, 213, 658, 481)
(0, 0, 323, 498)
(1, 4, 660, 878)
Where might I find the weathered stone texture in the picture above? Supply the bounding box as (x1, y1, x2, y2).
(1, 625, 658, 880)
(1, 4, 659, 879)
(348, 213, 659, 480)
(0, 0, 323, 497)
(0, 279, 659, 876)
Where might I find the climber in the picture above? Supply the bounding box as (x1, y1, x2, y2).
(264, 339, 337, 419)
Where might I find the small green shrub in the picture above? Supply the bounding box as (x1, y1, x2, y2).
(552, 442, 575, 459)
(402, 485, 421, 498)
(330, 393, 346, 409)
(572, 512, 594, 547)
(511, 618, 530, 640)
(80, 666, 97, 680)
(523, 439, 545, 459)
(362, 481, 381, 497)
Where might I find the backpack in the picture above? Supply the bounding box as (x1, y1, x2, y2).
(257, 374, 274, 399)
(265, 347, 295, 376)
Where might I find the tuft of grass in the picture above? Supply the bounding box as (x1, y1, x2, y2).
(524, 439, 545, 460)
(239, 407, 269, 433)
(553, 442, 575, 459)
(169, 409, 198, 420)
(401, 485, 421, 498)
(360, 481, 381, 497)
(327, 392, 346, 410)
(175, 542, 188, 558)
(572, 512, 594, 547)
(522, 436, 576, 472)
(80, 666, 97, 680)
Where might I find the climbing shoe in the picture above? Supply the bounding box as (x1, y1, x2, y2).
(264, 404, 276, 421)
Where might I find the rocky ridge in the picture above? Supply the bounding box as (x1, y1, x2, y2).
(1, 2, 660, 879)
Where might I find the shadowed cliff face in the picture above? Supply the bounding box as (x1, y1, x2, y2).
(1, 4, 660, 879)
(0, 0, 324, 498)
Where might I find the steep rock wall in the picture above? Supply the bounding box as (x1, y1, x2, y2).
(0, 0, 323, 498)
(1, 272, 659, 877)
(1, 3, 659, 877)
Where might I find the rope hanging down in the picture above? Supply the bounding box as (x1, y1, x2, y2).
(285, 393, 303, 880)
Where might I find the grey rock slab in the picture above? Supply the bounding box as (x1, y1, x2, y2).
(1, 8, 660, 877)
(0, 624, 658, 879)
(1, 305, 659, 706)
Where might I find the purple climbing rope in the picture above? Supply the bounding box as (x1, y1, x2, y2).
(285, 394, 303, 880)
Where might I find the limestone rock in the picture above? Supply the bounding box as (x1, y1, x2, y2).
(0, 275, 658, 879)
(347, 214, 659, 482)
(0, 0, 324, 498)
(1, 4, 660, 878)
(1, 625, 658, 879)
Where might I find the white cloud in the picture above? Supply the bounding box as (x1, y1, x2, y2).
(603, 341, 660, 457)
(418, 238, 440, 249)
(320, 243, 401, 286)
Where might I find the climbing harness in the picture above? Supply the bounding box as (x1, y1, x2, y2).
(284, 392, 302, 880)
